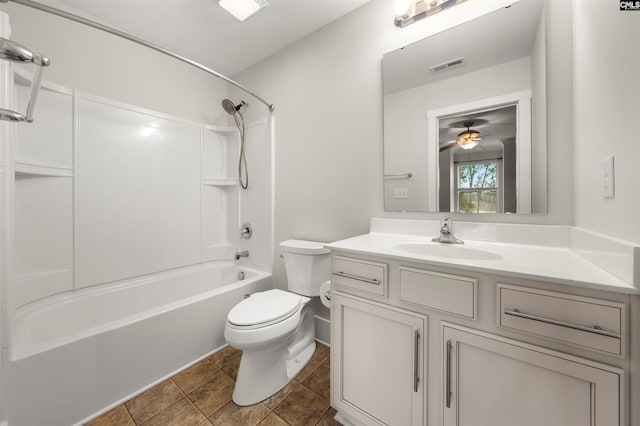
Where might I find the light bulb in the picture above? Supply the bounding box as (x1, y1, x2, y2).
(394, 0, 412, 17)
(460, 140, 478, 150)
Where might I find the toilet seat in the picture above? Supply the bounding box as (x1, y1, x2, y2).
(227, 289, 302, 330)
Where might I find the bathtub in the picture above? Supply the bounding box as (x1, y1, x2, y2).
(3, 262, 272, 426)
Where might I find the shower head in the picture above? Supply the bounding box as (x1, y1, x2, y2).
(222, 99, 247, 115)
(222, 99, 237, 115)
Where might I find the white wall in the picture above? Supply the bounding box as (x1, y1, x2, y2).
(0, 0, 228, 124)
(573, 0, 640, 244)
(0, 12, 11, 423)
(234, 0, 574, 294)
(531, 3, 547, 213)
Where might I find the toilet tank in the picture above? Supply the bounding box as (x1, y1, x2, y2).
(280, 240, 331, 297)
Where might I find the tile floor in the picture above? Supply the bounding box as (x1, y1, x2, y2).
(86, 343, 337, 426)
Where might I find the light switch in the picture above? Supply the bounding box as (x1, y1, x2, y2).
(601, 155, 615, 199)
(393, 187, 409, 199)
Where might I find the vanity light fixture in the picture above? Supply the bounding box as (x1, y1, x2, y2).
(394, 0, 468, 27)
(219, 0, 268, 22)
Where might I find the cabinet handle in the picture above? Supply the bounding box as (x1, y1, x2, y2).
(504, 309, 621, 339)
(334, 271, 380, 285)
(445, 339, 452, 408)
(414, 329, 420, 392)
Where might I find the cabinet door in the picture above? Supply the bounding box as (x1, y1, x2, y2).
(332, 292, 426, 426)
(442, 324, 623, 426)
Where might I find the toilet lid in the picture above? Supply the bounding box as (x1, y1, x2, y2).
(227, 289, 302, 327)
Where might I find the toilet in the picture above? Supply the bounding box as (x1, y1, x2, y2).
(224, 239, 330, 406)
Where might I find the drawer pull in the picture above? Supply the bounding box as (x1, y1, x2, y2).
(334, 271, 380, 285)
(504, 309, 621, 339)
(413, 330, 420, 392)
(445, 339, 452, 408)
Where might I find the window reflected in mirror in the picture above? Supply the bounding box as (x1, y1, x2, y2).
(439, 104, 517, 214)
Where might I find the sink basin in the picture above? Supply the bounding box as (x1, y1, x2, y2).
(392, 243, 503, 261)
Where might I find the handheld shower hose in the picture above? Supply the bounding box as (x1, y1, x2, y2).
(221, 99, 248, 189)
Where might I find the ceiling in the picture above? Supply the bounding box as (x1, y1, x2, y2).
(48, 0, 369, 76)
(439, 104, 517, 154)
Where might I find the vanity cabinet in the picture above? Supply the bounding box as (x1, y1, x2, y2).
(442, 323, 624, 426)
(331, 292, 426, 426)
(329, 250, 629, 426)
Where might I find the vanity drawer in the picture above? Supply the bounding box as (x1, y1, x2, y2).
(332, 256, 387, 297)
(497, 284, 626, 356)
(398, 266, 477, 319)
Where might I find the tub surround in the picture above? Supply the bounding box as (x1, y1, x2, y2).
(2, 56, 276, 426)
(325, 218, 639, 294)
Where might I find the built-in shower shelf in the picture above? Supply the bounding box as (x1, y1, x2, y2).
(15, 161, 73, 177)
(202, 177, 238, 187)
(204, 118, 268, 134)
(204, 124, 237, 133)
(14, 66, 73, 94)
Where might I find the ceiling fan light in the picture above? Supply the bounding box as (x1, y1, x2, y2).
(457, 129, 479, 140)
(457, 139, 479, 150)
(219, 0, 268, 22)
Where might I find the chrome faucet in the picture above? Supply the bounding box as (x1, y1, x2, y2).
(432, 217, 464, 244)
(235, 250, 249, 260)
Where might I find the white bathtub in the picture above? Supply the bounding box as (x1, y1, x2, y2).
(4, 262, 272, 426)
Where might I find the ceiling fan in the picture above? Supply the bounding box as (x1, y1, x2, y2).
(439, 121, 486, 152)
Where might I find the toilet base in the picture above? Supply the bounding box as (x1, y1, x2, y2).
(232, 304, 316, 406)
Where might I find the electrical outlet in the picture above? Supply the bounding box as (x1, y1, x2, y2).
(601, 155, 615, 199)
(393, 187, 409, 199)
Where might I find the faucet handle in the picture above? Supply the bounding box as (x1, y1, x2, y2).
(240, 222, 252, 239)
(440, 217, 452, 233)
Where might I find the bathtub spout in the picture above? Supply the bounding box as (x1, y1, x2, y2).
(235, 250, 249, 260)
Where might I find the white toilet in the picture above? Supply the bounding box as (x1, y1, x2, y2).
(224, 239, 330, 406)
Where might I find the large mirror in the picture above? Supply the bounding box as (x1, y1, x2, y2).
(383, 0, 547, 214)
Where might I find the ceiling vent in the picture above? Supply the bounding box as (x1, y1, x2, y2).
(429, 57, 465, 74)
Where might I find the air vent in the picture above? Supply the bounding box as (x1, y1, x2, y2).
(429, 57, 465, 74)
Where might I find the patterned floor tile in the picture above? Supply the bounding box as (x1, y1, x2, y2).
(262, 380, 301, 410)
(124, 380, 184, 424)
(188, 371, 236, 417)
(140, 398, 206, 426)
(208, 401, 270, 426)
(86, 405, 134, 426)
(303, 363, 330, 400)
(273, 385, 329, 426)
(173, 359, 222, 394)
(91, 343, 333, 426)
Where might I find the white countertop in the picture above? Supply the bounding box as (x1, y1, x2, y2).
(326, 232, 639, 295)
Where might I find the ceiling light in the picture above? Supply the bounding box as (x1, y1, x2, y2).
(219, 0, 268, 22)
(457, 139, 479, 150)
(456, 122, 480, 150)
(394, 0, 468, 28)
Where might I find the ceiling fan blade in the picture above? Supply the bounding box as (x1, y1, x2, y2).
(439, 141, 458, 152)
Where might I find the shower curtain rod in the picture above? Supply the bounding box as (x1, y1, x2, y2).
(1, 0, 275, 112)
